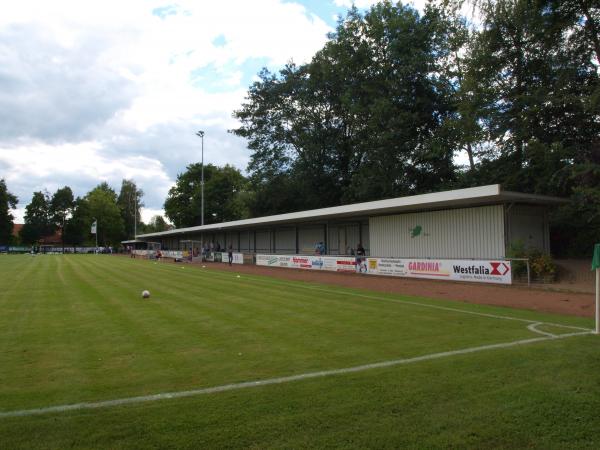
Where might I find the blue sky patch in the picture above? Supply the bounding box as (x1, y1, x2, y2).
(212, 34, 227, 47)
(190, 57, 272, 92)
(289, 0, 350, 27)
(152, 5, 179, 19)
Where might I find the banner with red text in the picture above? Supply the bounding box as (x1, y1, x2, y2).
(365, 258, 511, 284)
(256, 254, 356, 272)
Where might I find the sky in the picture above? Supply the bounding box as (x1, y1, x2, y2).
(0, 0, 431, 224)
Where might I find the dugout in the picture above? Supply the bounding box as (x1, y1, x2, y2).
(121, 239, 150, 250)
(135, 185, 565, 259)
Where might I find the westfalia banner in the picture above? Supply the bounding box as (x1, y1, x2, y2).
(365, 258, 511, 284)
(256, 254, 356, 272)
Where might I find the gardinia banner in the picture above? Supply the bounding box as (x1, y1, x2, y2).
(365, 258, 511, 285)
(256, 254, 356, 272)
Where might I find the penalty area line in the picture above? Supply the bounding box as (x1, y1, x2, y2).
(0, 330, 591, 420)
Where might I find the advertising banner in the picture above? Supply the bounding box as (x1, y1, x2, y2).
(9, 246, 30, 252)
(218, 252, 244, 265)
(365, 257, 511, 284)
(162, 250, 183, 259)
(256, 254, 356, 272)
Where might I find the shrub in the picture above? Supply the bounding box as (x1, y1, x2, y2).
(529, 251, 557, 281)
(507, 240, 557, 282)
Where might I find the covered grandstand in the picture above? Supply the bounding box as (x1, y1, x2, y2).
(132, 184, 565, 260)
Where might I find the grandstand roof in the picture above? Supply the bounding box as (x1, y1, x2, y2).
(137, 184, 566, 239)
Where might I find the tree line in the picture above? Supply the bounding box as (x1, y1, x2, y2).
(0, 179, 171, 247)
(0, 163, 248, 247)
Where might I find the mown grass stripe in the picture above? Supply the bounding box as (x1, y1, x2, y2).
(134, 259, 592, 332)
(0, 330, 590, 419)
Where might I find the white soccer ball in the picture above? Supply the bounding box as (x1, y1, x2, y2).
(142, 290, 150, 299)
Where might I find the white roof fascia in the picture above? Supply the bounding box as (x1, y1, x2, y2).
(136, 185, 566, 239)
(138, 185, 502, 239)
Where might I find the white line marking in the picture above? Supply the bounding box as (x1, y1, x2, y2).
(527, 323, 557, 337)
(178, 266, 593, 332)
(296, 286, 593, 331)
(0, 330, 591, 419)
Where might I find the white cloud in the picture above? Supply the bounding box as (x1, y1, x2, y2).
(141, 208, 169, 225)
(0, 141, 173, 206)
(0, 0, 333, 214)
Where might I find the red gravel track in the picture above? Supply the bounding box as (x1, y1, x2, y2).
(195, 261, 595, 318)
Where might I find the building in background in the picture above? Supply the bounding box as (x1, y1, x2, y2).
(133, 185, 564, 259)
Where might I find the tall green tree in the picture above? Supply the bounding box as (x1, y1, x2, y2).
(64, 197, 91, 246)
(0, 179, 18, 245)
(86, 184, 124, 246)
(50, 186, 75, 250)
(117, 179, 144, 240)
(233, 2, 459, 214)
(144, 215, 172, 233)
(20, 191, 54, 245)
(455, 0, 599, 187)
(164, 164, 250, 227)
(450, 0, 600, 254)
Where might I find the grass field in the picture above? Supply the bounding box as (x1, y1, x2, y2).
(0, 254, 599, 449)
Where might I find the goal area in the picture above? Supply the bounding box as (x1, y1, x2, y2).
(146, 242, 162, 259)
(180, 240, 203, 262)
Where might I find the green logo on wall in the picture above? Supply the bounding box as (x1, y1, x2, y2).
(411, 225, 423, 238)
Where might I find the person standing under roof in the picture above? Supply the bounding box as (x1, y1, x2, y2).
(356, 243, 366, 273)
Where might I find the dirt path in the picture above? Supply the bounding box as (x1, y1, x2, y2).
(193, 261, 595, 318)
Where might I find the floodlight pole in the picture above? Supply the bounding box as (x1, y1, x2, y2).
(593, 243, 600, 334)
(196, 130, 205, 226)
(134, 194, 137, 239)
(128, 187, 138, 240)
(596, 268, 600, 334)
(93, 217, 98, 253)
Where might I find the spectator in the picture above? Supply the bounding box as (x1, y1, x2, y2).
(228, 244, 233, 266)
(356, 243, 366, 273)
(319, 241, 326, 255)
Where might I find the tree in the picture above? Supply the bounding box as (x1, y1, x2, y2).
(117, 179, 144, 240)
(164, 164, 250, 227)
(50, 186, 74, 250)
(20, 191, 54, 245)
(232, 2, 459, 214)
(449, 0, 600, 255)
(0, 179, 18, 245)
(144, 215, 172, 233)
(64, 197, 91, 246)
(86, 184, 124, 246)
